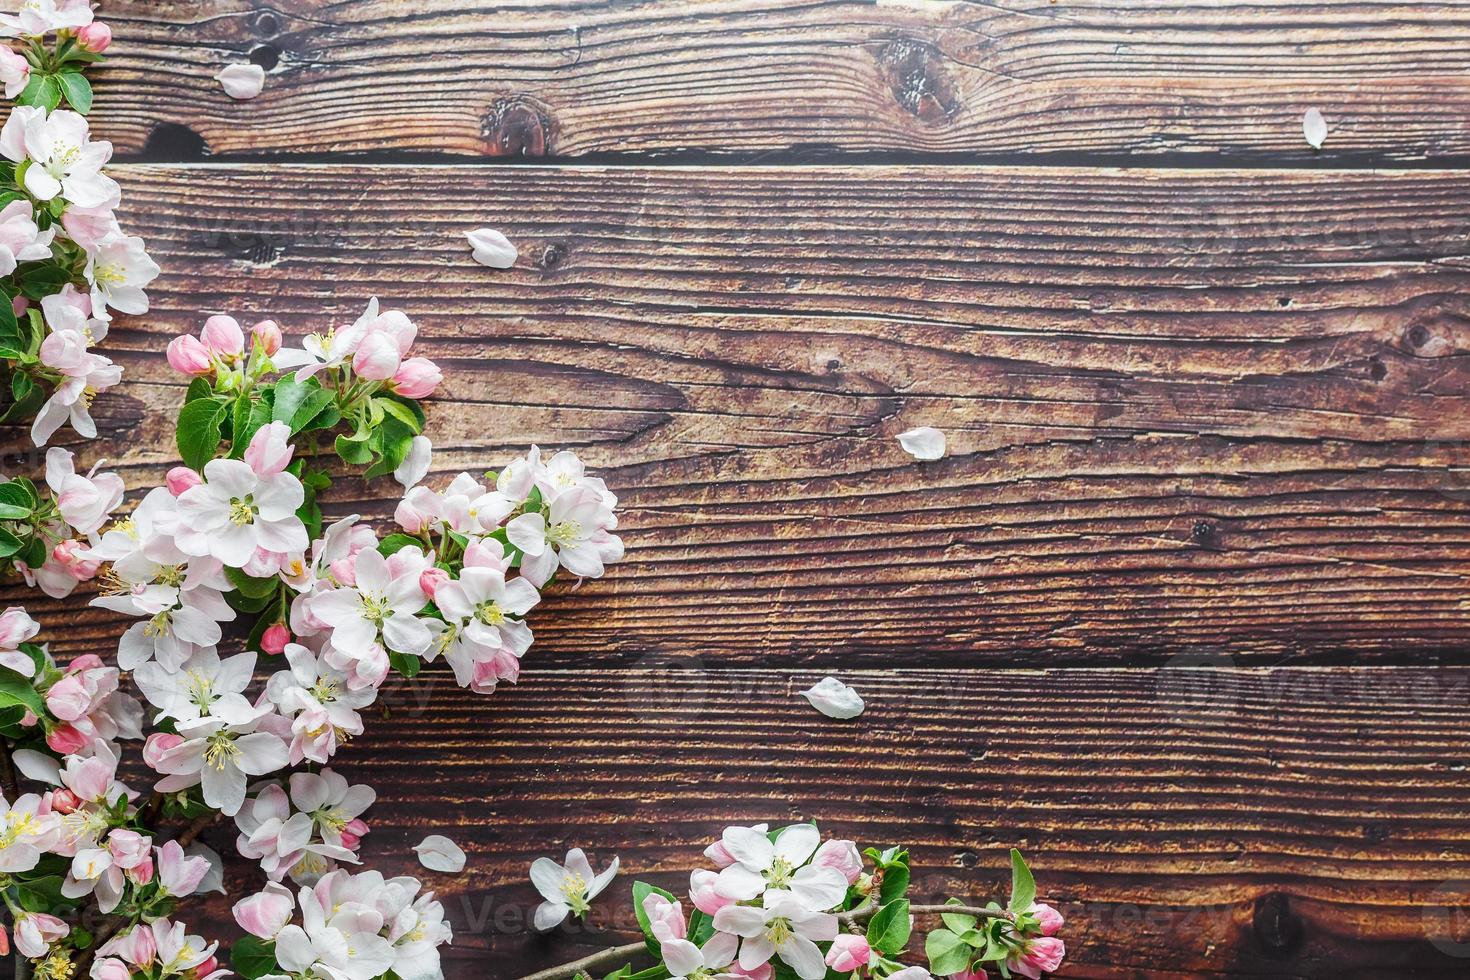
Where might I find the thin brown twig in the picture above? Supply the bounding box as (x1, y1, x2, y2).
(515, 941, 648, 980)
(0, 737, 20, 800)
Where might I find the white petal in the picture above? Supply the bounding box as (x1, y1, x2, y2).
(217, 64, 265, 100)
(533, 900, 571, 931)
(529, 857, 567, 902)
(394, 435, 433, 489)
(413, 834, 466, 873)
(11, 749, 60, 785)
(466, 228, 517, 269)
(799, 676, 865, 720)
(896, 426, 946, 461)
(1303, 107, 1328, 149)
(772, 824, 820, 866)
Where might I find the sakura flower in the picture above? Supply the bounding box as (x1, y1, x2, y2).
(0, 197, 52, 275)
(0, 793, 60, 871)
(286, 768, 375, 852)
(0, 606, 40, 676)
(413, 834, 465, 873)
(643, 894, 739, 980)
(85, 488, 236, 671)
(156, 839, 212, 897)
(530, 848, 619, 930)
(265, 643, 375, 764)
(31, 324, 121, 445)
(150, 711, 290, 816)
(234, 782, 357, 883)
(0, 106, 117, 208)
(101, 919, 223, 980)
(0, 0, 92, 36)
(84, 233, 161, 319)
(310, 546, 431, 661)
(134, 648, 257, 724)
(61, 828, 153, 912)
(711, 824, 848, 911)
(429, 565, 538, 693)
(506, 485, 622, 587)
(712, 890, 838, 980)
(175, 453, 308, 568)
(45, 446, 124, 536)
(274, 916, 393, 980)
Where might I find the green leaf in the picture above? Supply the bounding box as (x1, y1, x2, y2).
(631, 881, 678, 958)
(183, 377, 214, 404)
(226, 565, 279, 600)
(15, 874, 65, 913)
(377, 533, 423, 557)
(388, 651, 420, 678)
(230, 937, 279, 980)
(0, 665, 44, 717)
(0, 502, 32, 520)
(17, 73, 60, 110)
(925, 927, 972, 977)
(273, 377, 337, 435)
(374, 395, 423, 433)
(879, 861, 910, 905)
(0, 526, 21, 559)
(940, 897, 978, 934)
(230, 394, 273, 458)
(0, 480, 36, 510)
(177, 397, 229, 470)
(56, 71, 91, 113)
(1008, 848, 1035, 914)
(363, 415, 415, 480)
(866, 898, 911, 956)
(335, 433, 372, 466)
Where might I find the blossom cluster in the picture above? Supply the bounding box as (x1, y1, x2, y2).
(548, 823, 1066, 980)
(0, 291, 622, 979)
(0, 6, 158, 445)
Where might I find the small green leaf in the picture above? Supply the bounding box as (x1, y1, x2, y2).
(879, 861, 910, 905)
(230, 936, 278, 980)
(1008, 848, 1036, 914)
(388, 651, 420, 678)
(377, 533, 423, 557)
(335, 433, 372, 466)
(177, 396, 229, 471)
(940, 897, 978, 934)
(56, 71, 91, 113)
(0, 665, 44, 717)
(226, 565, 278, 600)
(925, 927, 972, 977)
(866, 898, 911, 956)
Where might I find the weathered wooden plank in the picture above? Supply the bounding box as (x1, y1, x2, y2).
(176, 667, 1470, 977)
(94, 0, 1470, 163)
(5, 164, 1470, 663)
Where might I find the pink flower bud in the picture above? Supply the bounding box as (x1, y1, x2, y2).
(127, 855, 153, 885)
(351, 330, 401, 381)
(44, 675, 91, 721)
(689, 869, 732, 915)
(143, 731, 184, 769)
(251, 319, 282, 355)
(1029, 902, 1064, 937)
(726, 966, 772, 980)
(113, 921, 156, 967)
(195, 955, 219, 978)
(46, 722, 88, 755)
(825, 934, 871, 972)
(703, 839, 737, 869)
(165, 466, 203, 496)
(77, 22, 112, 52)
(328, 557, 356, 587)
(391, 357, 442, 399)
(52, 540, 100, 580)
(243, 420, 293, 476)
(1015, 937, 1066, 975)
(92, 959, 129, 980)
(200, 315, 244, 356)
(812, 839, 863, 884)
(233, 883, 294, 940)
(418, 567, 449, 599)
(165, 335, 212, 376)
(48, 789, 80, 814)
(66, 654, 104, 673)
(260, 623, 290, 655)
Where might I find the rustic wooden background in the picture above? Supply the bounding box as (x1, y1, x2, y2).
(4, 1, 1470, 976)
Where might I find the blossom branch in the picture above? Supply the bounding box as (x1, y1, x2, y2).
(515, 941, 647, 980)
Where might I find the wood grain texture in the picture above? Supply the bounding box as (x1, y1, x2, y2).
(6, 164, 1470, 664)
(174, 667, 1470, 978)
(91, 0, 1470, 163)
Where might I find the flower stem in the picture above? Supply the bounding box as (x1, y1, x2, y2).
(515, 941, 648, 980)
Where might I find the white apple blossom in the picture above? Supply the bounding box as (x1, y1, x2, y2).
(0, 197, 52, 275)
(286, 767, 375, 854)
(234, 782, 358, 884)
(309, 546, 431, 667)
(0, 105, 117, 207)
(134, 648, 257, 724)
(44, 445, 123, 536)
(506, 484, 622, 587)
(711, 890, 839, 980)
(0, 0, 92, 36)
(530, 847, 619, 930)
(265, 643, 376, 764)
(175, 456, 308, 568)
(84, 232, 160, 319)
(0, 793, 60, 872)
(711, 824, 847, 910)
(150, 710, 290, 816)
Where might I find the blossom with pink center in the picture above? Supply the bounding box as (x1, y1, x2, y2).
(31, 319, 122, 445)
(811, 838, 863, 884)
(0, 606, 40, 676)
(150, 710, 290, 816)
(308, 546, 431, 671)
(642, 893, 740, 980)
(0, 105, 116, 208)
(265, 643, 375, 764)
(234, 881, 294, 939)
(710, 824, 848, 911)
(427, 565, 538, 693)
(0, 45, 29, 98)
(234, 782, 357, 883)
(506, 484, 623, 587)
